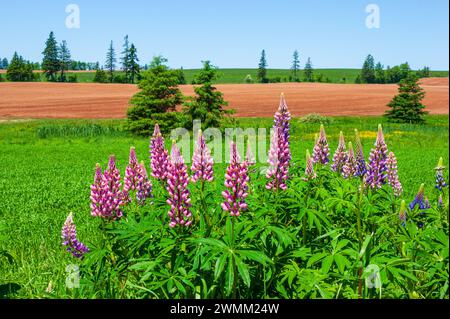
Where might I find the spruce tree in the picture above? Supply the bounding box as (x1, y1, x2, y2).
(361, 54, 375, 83)
(58, 40, 71, 82)
(42, 31, 60, 81)
(121, 35, 130, 83)
(6, 52, 34, 81)
(128, 44, 140, 83)
(291, 50, 300, 82)
(105, 41, 116, 82)
(303, 57, 314, 82)
(374, 62, 385, 83)
(257, 50, 268, 83)
(183, 61, 229, 129)
(384, 74, 428, 123)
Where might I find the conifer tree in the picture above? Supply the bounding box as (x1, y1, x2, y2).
(42, 31, 60, 81)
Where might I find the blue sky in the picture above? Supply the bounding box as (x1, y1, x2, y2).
(1, 0, 448, 70)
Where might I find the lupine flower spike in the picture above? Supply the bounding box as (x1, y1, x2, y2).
(266, 127, 290, 190)
(273, 93, 292, 161)
(90, 163, 103, 217)
(386, 151, 403, 197)
(221, 142, 249, 216)
(342, 142, 358, 179)
(354, 129, 367, 177)
(136, 161, 153, 205)
(191, 130, 214, 183)
(365, 124, 388, 190)
(435, 157, 448, 191)
(312, 124, 330, 164)
(150, 124, 169, 181)
(409, 183, 430, 210)
(123, 147, 140, 202)
(100, 155, 125, 219)
(166, 142, 192, 228)
(399, 200, 407, 227)
(62, 212, 89, 258)
(332, 131, 348, 173)
(303, 149, 316, 181)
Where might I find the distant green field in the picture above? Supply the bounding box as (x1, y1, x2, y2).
(63, 68, 449, 84)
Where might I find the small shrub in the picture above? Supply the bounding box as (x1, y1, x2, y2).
(299, 113, 332, 124)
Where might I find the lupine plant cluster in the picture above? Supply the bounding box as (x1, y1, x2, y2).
(61, 95, 448, 299)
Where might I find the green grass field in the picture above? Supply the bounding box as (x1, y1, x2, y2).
(62, 68, 449, 84)
(0, 115, 448, 297)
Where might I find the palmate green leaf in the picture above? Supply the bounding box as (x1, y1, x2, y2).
(214, 254, 228, 280)
(234, 255, 251, 288)
(307, 252, 328, 268)
(225, 255, 235, 296)
(238, 250, 272, 266)
(196, 238, 227, 251)
(321, 255, 334, 273)
(334, 254, 350, 274)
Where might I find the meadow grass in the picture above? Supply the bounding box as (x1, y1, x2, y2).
(58, 68, 449, 84)
(0, 115, 448, 297)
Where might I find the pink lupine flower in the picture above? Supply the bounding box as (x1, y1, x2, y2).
(273, 93, 291, 161)
(166, 143, 192, 228)
(365, 124, 388, 190)
(99, 155, 125, 220)
(342, 142, 359, 179)
(245, 143, 256, 166)
(90, 163, 103, 217)
(62, 212, 89, 258)
(136, 161, 153, 205)
(150, 124, 169, 181)
(386, 151, 403, 197)
(303, 149, 316, 181)
(354, 129, 367, 177)
(124, 147, 140, 194)
(331, 131, 348, 173)
(191, 130, 214, 183)
(221, 142, 249, 216)
(312, 124, 330, 164)
(266, 127, 290, 190)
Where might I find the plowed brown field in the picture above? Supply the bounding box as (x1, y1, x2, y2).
(0, 78, 447, 119)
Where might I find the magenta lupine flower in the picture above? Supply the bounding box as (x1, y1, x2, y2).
(166, 143, 192, 228)
(90, 163, 103, 217)
(386, 151, 403, 197)
(61, 212, 89, 258)
(245, 143, 256, 166)
(273, 93, 291, 161)
(191, 130, 214, 183)
(409, 183, 430, 210)
(266, 127, 290, 190)
(435, 157, 448, 191)
(150, 124, 169, 181)
(302, 149, 316, 181)
(331, 131, 348, 173)
(399, 200, 407, 227)
(99, 155, 125, 219)
(221, 142, 249, 216)
(124, 147, 140, 194)
(354, 129, 367, 177)
(136, 161, 153, 205)
(312, 124, 330, 164)
(365, 124, 388, 190)
(342, 142, 359, 179)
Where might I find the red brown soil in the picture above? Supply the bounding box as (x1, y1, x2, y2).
(0, 78, 448, 119)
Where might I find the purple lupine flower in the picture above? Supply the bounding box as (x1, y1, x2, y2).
(354, 129, 367, 177)
(399, 200, 407, 227)
(266, 127, 290, 190)
(435, 157, 448, 191)
(150, 124, 169, 181)
(191, 130, 214, 183)
(245, 143, 256, 166)
(166, 143, 192, 228)
(365, 124, 388, 190)
(136, 161, 153, 205)
(409, 183, 431, 210)
(342, 142, 359, 179)
(90, 163, 103, 217)
(302, 149, 316, 181)
(99, 155, 125, 219)
(312, 124, 330, 164)
(386, 151, 402, 197)
(221, 142, 249, 216)
(331, 131, 348, 173)
(124, 147, 140, 194)
(61, 212, 89, 258)
(273, 93, 291, 161)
